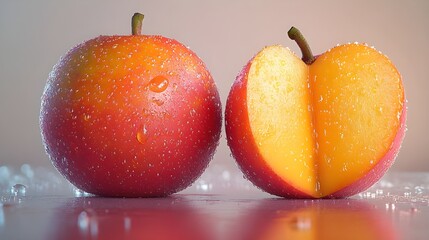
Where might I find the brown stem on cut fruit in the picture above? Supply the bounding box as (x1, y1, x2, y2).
(288, 27, 316, 65)
(132, 13, 144, 35)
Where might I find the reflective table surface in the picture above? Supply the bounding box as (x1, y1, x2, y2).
(1, 165, 429, 240)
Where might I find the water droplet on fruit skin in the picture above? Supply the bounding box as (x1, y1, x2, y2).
(83, 114, 91, 121)
(136, 125, 148, 144)
(149, 76, 169, 93)
(152, 98, 164, 106)
(172, 83, 178, 91)
(315, 181, 321, 192)
(141, 108, 151, 117)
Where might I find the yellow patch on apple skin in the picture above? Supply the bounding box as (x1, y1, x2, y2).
(247, 45, 319, 197)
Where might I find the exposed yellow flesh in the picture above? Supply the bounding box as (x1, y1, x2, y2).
(247, 44, 403, 197)
(247, 45, 318, 197)
(311, 44, 404, 195)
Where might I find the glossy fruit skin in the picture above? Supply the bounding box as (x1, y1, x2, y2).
(40, 35, 222, 197)
(225, 45, 406, 198)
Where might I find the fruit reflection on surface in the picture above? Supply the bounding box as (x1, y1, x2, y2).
(40, 13, 222, 197)
(235, 200, 396, 240)
(48, 197, 214, 240)
(225, 27, 406, 198)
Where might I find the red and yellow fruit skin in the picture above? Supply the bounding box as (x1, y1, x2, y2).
(225, 50, 406, 199)
(40, 35, 222, 197)
(226, 61, 310, 198)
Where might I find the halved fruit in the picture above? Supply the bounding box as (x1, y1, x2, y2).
(226, 34, 405, 198)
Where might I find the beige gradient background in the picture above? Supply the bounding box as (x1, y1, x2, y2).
(1, 0, 428, 172)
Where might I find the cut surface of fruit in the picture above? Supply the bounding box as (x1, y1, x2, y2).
(311, 44, 404, 195)
(247, 45, 318, 197)
(246, 44, 404, 197)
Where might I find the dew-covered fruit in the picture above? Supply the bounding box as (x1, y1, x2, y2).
(40, 13, 222, 197)
(225, 27, 406, 198)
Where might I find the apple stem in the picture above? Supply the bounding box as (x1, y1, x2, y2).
(132, 13, 144, 35)
(288, 27, 315, 65)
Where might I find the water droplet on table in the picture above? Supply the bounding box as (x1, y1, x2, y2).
(74, 188, 90, 197)
(10, 184, 27, 197)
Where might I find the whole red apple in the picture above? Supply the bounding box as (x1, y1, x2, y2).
(40, 13, 222, 197)
(225, 27, 406, 198)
